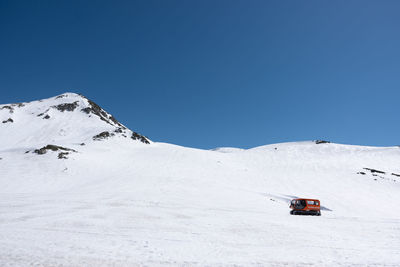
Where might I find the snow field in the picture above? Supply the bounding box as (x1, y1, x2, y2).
(1, 94, 400, 266)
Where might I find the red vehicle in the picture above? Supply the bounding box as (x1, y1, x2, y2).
(290, 198, 321, 216)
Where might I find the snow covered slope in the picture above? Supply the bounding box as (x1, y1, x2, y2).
(1, 94, 400, 266)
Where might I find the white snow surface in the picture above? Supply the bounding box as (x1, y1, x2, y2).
(1, 93, 400, 266)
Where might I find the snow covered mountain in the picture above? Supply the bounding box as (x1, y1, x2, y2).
(0, 92, 149, 151)
(1, 93, 400, 266)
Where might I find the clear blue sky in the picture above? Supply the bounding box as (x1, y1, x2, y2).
(1, 1, 400, 149)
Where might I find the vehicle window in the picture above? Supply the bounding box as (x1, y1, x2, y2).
(315, 201, 319, 205)
(307, 201, 314, 205)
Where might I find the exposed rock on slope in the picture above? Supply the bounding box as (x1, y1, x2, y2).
(33, 144, 77, 155)
(52, 101, 79, 112)
(315, 140, 330, 144)
(358, 167, 398, 182)
(32, 144, 77, 159)
(80, 96, 125, 128)
(2, 118, 13, 123)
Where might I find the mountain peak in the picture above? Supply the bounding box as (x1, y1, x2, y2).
(54, 92, 81, 98)
(0, 92, 150, 150)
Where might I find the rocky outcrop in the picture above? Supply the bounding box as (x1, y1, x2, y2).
(52, 101, 79, 112)
(33, 144, 77, 159)
(33, 144, 77, 155)
(131, 132, 150, 144)
(93, 131, 114, 141)
(80, 96, 125, 128)
(315, 140, 330, 144)
(2, 118, 13, 123)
